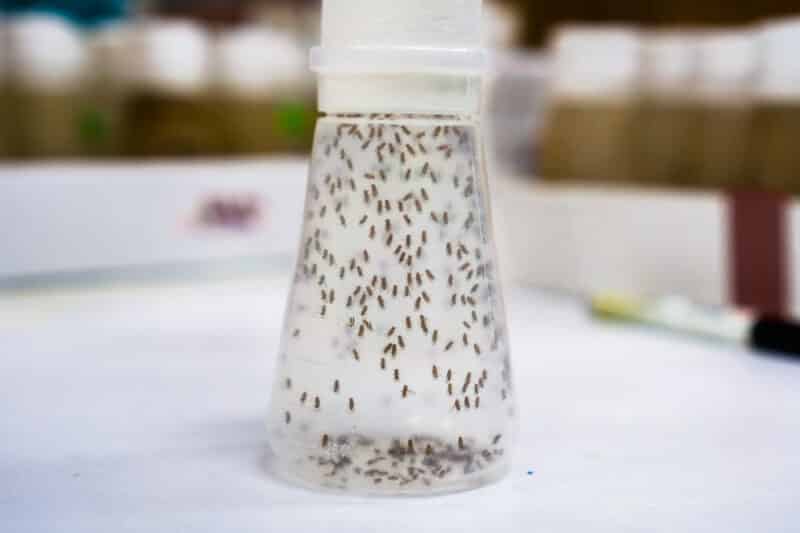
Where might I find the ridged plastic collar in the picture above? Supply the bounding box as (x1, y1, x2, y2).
(310, 46, 488, 76)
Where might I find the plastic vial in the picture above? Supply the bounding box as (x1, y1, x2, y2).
(749, 18, 800, 195)
(6, 14, 89, 159)
(83, 23, 131, 158)
(691, 30, 756, 189)
(124, 20, 226, 157)
(635, 31, 699, 187)
(0, 20, 10, 159)
(539, 26, 641, 183)
(267, 0, 516, 495)
(215, 26, 315, 155)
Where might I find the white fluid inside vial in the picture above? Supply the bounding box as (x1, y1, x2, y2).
(267, 115, 515, 494)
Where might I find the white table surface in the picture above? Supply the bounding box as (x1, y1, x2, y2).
(2, 271, 799, 533)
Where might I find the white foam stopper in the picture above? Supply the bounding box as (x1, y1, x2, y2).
(310, 0, 488, 114)
(215, 26, 308, 96)
(756, 17, 800, 101)
(129, 20, 211, 94)
(696, 29, 756, 100)
(550, 26, 641, 100)
(641, 31, 698, 95)
(8, 14, 89, 91)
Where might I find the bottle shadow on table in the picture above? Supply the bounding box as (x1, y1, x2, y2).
(181, 414, 328, 494)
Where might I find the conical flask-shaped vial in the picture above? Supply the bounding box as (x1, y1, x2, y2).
(267, 0, 516, 495)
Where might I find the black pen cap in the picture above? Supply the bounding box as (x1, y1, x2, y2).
(750, 316, 800, 357)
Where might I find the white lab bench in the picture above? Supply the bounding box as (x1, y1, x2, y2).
(1, 269, 798, 532)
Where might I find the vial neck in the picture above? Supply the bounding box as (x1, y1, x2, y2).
(323, 113, 480, 124)
(317, 73, 483, 116)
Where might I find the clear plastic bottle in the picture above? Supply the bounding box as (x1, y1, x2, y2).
(267, 0, 516, 495)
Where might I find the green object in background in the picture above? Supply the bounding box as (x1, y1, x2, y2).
(275, 101, 314, 140)
(590, 293, 644, 322)
(78, 107, 111, 146)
